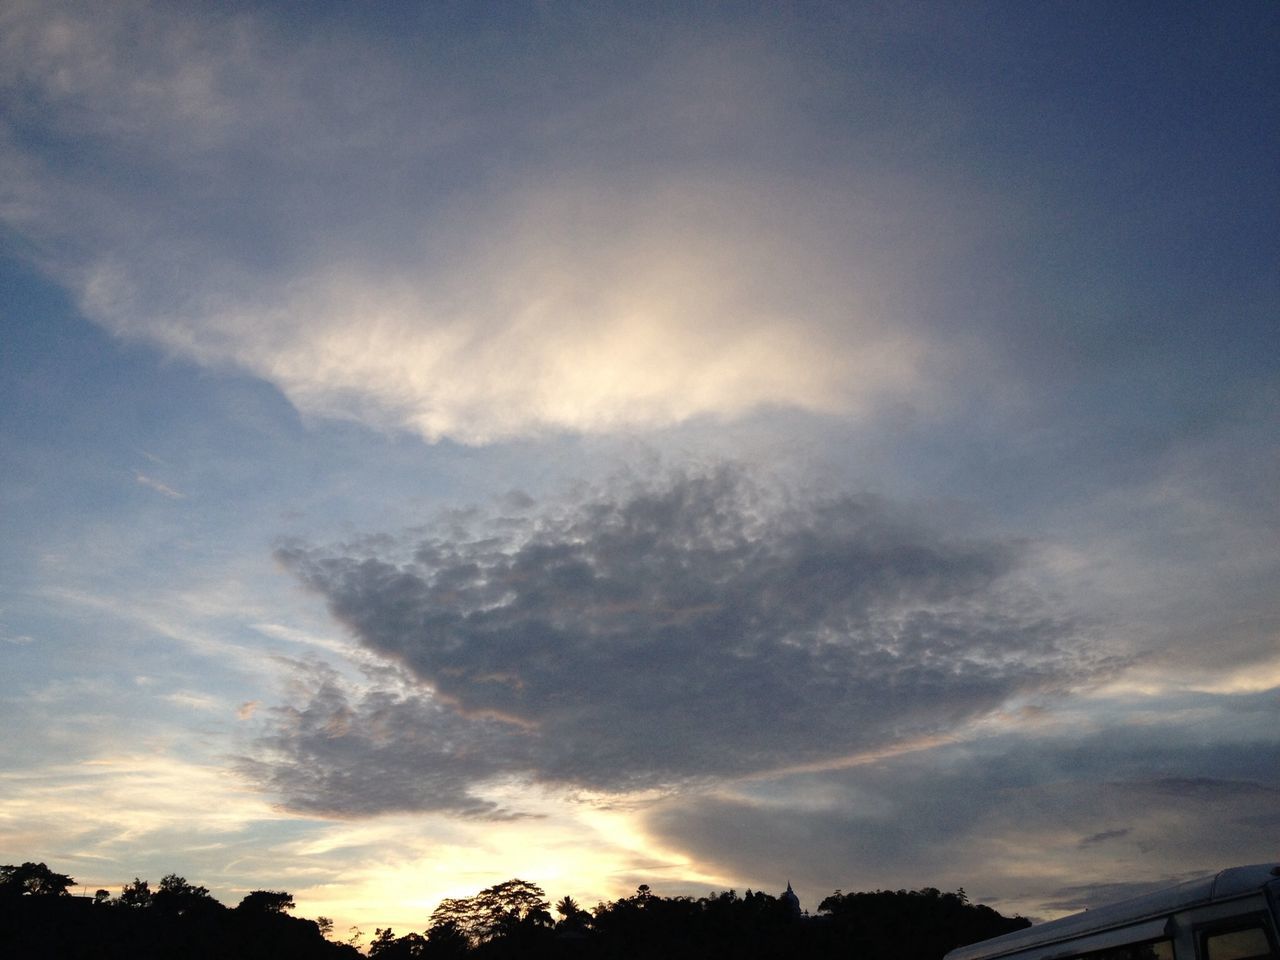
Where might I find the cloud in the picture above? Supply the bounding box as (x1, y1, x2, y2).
(240, 660, 526, 819)
(0, 0, 946, 444)
(642, 693, 1280, 916)
(1078, 828, 1129, 848)
(250, 468, 1105, 815)
(1037, 876, 1205, 916)
(159, 690, 222, 711)
(134, 472, 184, 499)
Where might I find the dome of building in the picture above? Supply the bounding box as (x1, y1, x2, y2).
(780, 881, 801, 917)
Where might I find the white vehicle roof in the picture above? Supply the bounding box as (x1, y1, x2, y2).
(946, 864, 1280, 960)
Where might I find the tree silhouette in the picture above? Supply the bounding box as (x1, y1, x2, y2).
(238, 890, 296, 914)
(814, 886, 1030, 960)
(0, 858, 1035, 960)
(428, 878, 553, 947)
(425, 919, 470, 957)
(556, 894, 592, 933)
(0, 862, 75, 897)
(151, 873, 219, 918)
(118, 877, 152, 908)
(369, 926, 429, 957)
(0, 861, 361, 960)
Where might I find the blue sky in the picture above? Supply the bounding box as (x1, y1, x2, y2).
(1, 0, 1277, 937)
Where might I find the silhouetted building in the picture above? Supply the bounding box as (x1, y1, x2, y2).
(781, 881, 801, 917)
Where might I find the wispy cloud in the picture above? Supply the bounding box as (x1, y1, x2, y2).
(160, 690, 224, 712)
(1078, 828, 1131, 848)
(0, 1, 945, 444)
(134, 471, 184, 499)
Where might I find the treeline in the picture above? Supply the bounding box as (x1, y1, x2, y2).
(1, 861, 1029, 960)
(0, 862, 355, 960)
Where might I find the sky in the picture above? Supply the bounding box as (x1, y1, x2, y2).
(1, 0, 1278, 940)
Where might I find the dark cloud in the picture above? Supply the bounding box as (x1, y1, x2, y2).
(1079, 828, 1130, 848)
(238, 660, 528, 818)
(1039, 875, 1206, 915)
(643, 703, 1280, 913)
(249, 469, 1106, 814)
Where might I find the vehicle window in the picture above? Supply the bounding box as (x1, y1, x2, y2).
(1204, 927, 1275, 960)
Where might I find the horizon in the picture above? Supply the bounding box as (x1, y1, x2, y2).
(2, 0, 1278, 941)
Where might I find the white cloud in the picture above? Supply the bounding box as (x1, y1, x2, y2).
(1, 1, 941, 444)
(208, 184, 923, 443)
(160, 690, 224, 712)
(134, 471, 184, 499)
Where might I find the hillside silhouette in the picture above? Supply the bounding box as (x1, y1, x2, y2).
(1, 860, 1028, 959)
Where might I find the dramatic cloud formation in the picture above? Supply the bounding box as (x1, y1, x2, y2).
(2, 0, 1275, 935)
(258, 469, 1106, 814)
